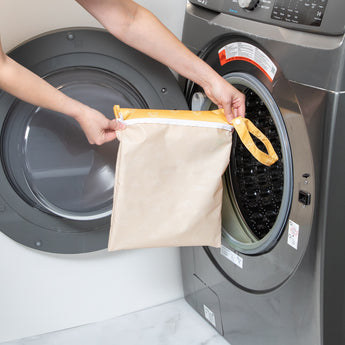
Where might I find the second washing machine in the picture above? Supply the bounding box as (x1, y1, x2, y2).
(181, 1, 345, 344)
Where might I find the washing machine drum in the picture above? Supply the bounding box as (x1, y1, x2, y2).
(223, 74, 293, 255)
(193, 72, 293, 256)
(2, 67, 142, 221)
(0, 28, 187, 254)
(229, 88, 284, 241)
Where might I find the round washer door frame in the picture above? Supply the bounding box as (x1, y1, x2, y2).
(186, 36, 315, 292)
(0, 28, 188, 254)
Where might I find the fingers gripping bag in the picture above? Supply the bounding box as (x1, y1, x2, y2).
(108, 105, 278, 251)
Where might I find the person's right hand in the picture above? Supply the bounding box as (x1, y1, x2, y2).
(76, 106, 126, 145)
(202, 74, 246, 122)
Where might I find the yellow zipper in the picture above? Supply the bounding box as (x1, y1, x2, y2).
(113, 105, 278, 166)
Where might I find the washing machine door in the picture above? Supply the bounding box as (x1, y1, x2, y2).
(0, 28, 188, 254)
(187, 37, 315, 292)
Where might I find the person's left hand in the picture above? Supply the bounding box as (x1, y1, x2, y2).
(76, 106, 126, 145)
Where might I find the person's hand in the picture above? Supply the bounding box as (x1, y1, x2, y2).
(75, 106, 126, 145)
(202, 75, 246, 122)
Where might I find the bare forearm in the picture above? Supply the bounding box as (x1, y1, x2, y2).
(0, 32, 124, 145)
(0, 54, 87, 121)
(122, 8, 219, 91)
(76, 0, 245, 118)
(76, 0, 218, 91)
(113, 6, 215, 87)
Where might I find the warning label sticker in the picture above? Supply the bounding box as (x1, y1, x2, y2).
(221, 245, 243, 269)
(203, 304, 216, 327)
(218, 42, 277, 82)
(287, 220, 299, 250)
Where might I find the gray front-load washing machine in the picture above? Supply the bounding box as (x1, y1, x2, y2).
(181, 1, 345, 345)
(0, 28, 188, 254)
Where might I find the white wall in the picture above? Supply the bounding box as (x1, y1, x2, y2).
(0, 0, 186, 52)
(0, 0, 186, 342)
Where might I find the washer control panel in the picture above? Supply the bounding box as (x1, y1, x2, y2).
(271, 0, 327, 27)
(189, 0, 344, 35)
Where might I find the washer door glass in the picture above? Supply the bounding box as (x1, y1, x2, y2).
(193, 72, 293, 255)
(1, 67, 147, 220)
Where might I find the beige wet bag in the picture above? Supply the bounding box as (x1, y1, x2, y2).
(108, 105, 278, 251)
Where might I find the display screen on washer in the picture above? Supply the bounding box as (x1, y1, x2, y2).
(271, 0, 328, 26)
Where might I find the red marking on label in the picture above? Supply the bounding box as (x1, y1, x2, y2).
(219, 50, 274, 82)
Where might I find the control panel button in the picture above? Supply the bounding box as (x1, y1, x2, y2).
(271, 0, 328, 27)
(298, 191, 311, 206)
(238, 0, 260, 10)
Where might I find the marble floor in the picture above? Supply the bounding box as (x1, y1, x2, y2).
(1, 299, 229, 345)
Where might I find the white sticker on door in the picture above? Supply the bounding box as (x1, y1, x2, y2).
(221, 245, 243, 269)
(203, 304, 216, 327)
(218, 42, 277, 82)
(287, 220, 299, 250)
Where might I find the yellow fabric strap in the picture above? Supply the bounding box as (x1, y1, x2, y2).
(230, 117, 278, 166)
(113, 105, 278, 166)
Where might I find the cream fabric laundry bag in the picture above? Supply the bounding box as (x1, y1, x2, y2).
(108, 105, 278, 251)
